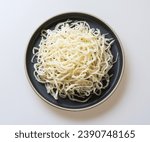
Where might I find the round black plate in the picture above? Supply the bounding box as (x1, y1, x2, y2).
(25, 12, 124, 111)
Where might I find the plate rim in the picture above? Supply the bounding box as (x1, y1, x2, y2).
(24, 12, 125, 111)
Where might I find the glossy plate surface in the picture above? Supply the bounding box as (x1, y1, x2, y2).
(25, 12, 124, 111)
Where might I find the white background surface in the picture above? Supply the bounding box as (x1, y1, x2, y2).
(0, 0, 150, 124)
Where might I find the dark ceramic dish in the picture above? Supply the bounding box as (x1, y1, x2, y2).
(25, 12, 124, 111)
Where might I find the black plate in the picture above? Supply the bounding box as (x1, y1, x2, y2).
(25, 12, 124, 111)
